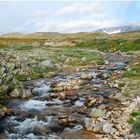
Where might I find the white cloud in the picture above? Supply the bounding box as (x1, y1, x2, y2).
(17, 18, 127, 33)
(57, 2, 103, 16)
(29, 10, 48, 17)
(6, 1, 136, 34)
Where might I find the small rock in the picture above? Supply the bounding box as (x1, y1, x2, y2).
(21, 89, 33, 99)
(102, 73, 109, 79)
(93, 121, 102, 132)
(98, 104, 106, 109)
(41, 60, 54, 67)
(80, 74, 93, 80)
(49, 93, 58, 99)
(85, 98, 96, 107)
(10, 88, 20, 98)
(84, 118, 95, 131)
(59, 92, 66, 100)
(102, 121, 112, 134)
(10, 88, 33, 99)
(89, 108, 105, 118)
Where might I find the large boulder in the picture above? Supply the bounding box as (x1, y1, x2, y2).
(10, 88, 33, 99)
(51, 79, 84, 91)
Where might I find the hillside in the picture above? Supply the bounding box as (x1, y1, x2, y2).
(0, 31, 140, 139)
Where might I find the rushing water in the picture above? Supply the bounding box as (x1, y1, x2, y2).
(0, 60, 130, 139)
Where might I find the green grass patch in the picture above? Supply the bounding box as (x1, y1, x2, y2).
(122, 71, 136, 78)
(129, 111, 140, 134)
(33, 66, 57, 74)
(131, 121, 140, 134)
(76, 38, 140, 52)
(48, 48, 102, 67)
(14, 45, 34, 51)
(15, 74, 27, 81)
(131, 112, 140, 117)
(122, 63, 140, 78)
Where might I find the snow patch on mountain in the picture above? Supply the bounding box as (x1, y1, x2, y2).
(103, 29, 121, 34)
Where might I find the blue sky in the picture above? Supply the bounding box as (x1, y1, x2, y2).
(0, 1, 140, 34)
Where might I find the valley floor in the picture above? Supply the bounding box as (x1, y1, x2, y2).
(0, 40, 140, 138)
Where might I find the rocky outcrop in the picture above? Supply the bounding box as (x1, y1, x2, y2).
(51, 79, 84, 91)
(10, 88, 33, 99)
(0, 107, 13, 119)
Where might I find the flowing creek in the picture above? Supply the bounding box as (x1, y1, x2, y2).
(0, 52, 132, 139)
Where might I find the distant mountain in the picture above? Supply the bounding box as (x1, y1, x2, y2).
(96, 25, 140, 34)
(1, 32, 24, 37)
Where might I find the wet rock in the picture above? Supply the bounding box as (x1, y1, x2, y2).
(59, 92, 66, 100)
(10, 89, 20, 98)
(77, 108, 87, 115)
(85, 97, 96, 107)
(84, 118, 95, 131)
(16, 111, 34, 118)
(49, 93, 58, 99)
(58, 116, 78, 127)
(80, 74, 93, 80)
(10, 88, 33, 99)
(30, 125, 49, 136)
(0, 107, 13, 119)
(89, 108, 105, 118)
(21, 89, 33, 99)
(74, 100, 84, 107)
(108, 93, 123, 101)
(96, 96, 104, 104)
(64, 124, 83, 132)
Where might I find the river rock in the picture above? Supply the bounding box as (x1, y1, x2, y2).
(59, 92, 66, 100)
(89, 108, 105, 118)
(10, 88, 33, 99)
(51, 79, 83, 91)
(98, 104, 106, 109)
(0, 107, 13, 119)
(84, 118, 95, 131)
(102, 121, 112, 134)
(80, 73, 93, 80)
(64, 124, 83, 132)
(21, 89, 33, 99)
(85, 98, 96, 107)
(29, 125, 49, 136)
(10, 88, 20, 98)
(93, 121, 103, 132)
